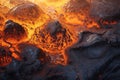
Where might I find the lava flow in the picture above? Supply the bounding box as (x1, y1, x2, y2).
(0, 0, 119, 66)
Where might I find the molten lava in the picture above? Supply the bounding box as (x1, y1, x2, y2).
(6, 3, 50, 40)
(30, 20, 76, 64)
(30, 21, 74, 53)
(0, 0, 119, 65)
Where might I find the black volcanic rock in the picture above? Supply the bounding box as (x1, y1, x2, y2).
(16, 43, 47, 80)
(90, 0, 120, 21)
(45, 20, 63, 36)
(65, 25, 120, 80)
(0, 46, 12, 67)
(3, 20, 27, 44)
(17, 43, 46, 68)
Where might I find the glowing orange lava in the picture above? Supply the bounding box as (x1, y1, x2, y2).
(0, 0, 117, 65)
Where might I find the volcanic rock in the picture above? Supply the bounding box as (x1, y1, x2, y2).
(37, 26, 120, 80)
(7, 3, 49, 25)
(90, 0, 120, 21)
(65, 26, 120, 80)
(17, 43, 46, 73)
(72, 31, 103, 48)
(0, 22, 120, 80)
(30, 20, 74, 53)
(45, 20, 63, 36)
(0, 59, 22, 80)
(0, 46, 12, 67)
(3, 20, 27, 44)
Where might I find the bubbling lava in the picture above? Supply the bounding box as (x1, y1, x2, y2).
(0, 0, 118, 65)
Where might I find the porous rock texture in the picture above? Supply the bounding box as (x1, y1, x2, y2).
(1, 25, 120, 80)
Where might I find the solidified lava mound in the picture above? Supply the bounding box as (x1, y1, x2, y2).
(16, 43, 47, 75)
(3, 20, 27, 43)
(30, 20, 74, 53)
(6, 3, 49, 25)
(17, 43, 47, 65)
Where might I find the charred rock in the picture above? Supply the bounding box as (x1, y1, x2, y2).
(3, 20, 27, 43)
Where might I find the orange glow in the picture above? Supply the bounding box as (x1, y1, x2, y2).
(0, 13, 6, 31)
(0, 46, 12, 67)
(12, 52, 22, 61)
(0, 56, 12, 67)
(0, 0, 118, 65)
(59, 12, 100, 28)
(102, 21, 117, 25)
(29, 20, 77, 65)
